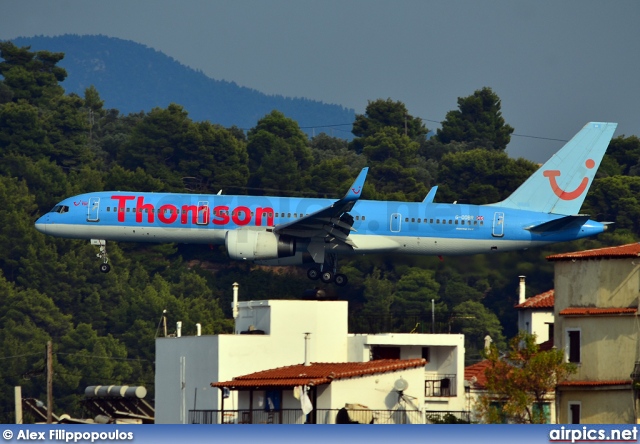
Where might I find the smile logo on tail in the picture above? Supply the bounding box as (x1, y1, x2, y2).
(543, 159, 596, 201)
(351, 186, 362, 195)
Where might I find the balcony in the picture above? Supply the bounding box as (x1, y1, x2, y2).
(424, 374, 457, 397)
(189, 409, 470, 424)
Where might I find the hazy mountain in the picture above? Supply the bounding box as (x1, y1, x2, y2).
(10, 34, 355, 138)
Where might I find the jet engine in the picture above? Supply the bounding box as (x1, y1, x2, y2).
(225, 230, 296, 261)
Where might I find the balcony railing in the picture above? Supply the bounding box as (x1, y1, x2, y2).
(189, 408, 427, 424)
(425, 374, 456, 397)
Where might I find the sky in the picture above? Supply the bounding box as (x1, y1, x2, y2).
(1, 0, 639, 163)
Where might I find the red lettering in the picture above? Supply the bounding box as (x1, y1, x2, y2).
(213, 206, 230, 225)
(232, 206, 252, 225)
(158, 204, 178, 224)
(255, 207, 275, 226)
(111, 195, 135, 222)
(181, 205, 199, 224)
(135, 196, 155, 223)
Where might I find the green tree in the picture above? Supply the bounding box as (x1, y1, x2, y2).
(120, 104, 193, 188)
(0, 41, 66, 106)
(351, 98, 428, 153)
(452, 300, 505, 362)
(361, 127, 428, 201)
(478, 331, 576, 423)
(436, 149, 537, 204)
(583, 175, 640, 237)
(357, 268, 395, 333)
(392, 267, 441, 331)
(437, 87, 513, 151)
(602, 135, 640, 176)
(246, 110, 312, 195)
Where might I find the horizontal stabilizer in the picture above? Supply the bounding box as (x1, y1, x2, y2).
(525, 215, 590, 232)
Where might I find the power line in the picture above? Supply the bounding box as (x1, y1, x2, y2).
(0, 352, 44, 361)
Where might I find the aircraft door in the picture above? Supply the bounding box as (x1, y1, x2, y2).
(492, 212, 504, 237)
(390, 213, 401, 232)
(87, 197, 100, 222)
(197, 201, 210, 225)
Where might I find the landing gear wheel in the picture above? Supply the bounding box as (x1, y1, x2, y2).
(99, 263, 111, 273)
(307, 268, 320, 280)
(320, 271, 334, 284)
(334, 274, 348, 287)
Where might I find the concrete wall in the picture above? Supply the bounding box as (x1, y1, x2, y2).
(557, 388, 635, 424)
(155, 335, 220, 424)
(156, 300, 350, 423)
(554, 260, 640, 308)
(553, 257, 639, 424)
(557, 317, 637, 381)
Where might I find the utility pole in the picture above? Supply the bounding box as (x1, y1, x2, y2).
(46, 341, 53, 424)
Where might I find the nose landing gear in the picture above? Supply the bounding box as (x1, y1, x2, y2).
(91, 239, 111, 273)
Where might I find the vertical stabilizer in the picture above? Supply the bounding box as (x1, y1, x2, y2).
(495, 122, 617, 215)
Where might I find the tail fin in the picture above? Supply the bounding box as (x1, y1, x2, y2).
(495, 122, 617, 215)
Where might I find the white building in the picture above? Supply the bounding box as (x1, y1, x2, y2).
(515, 276, 555, 344)
(155, 297, 467, 423)
(464, 276, 557, 423)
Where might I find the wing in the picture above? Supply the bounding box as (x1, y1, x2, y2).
(273, 167, 368, 248)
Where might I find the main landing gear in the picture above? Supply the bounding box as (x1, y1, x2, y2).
(91, 239, 111, 273)
(306, 253, 348, 286)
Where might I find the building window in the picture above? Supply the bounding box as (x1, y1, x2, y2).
(371, 346, 400, 360)
(532, 402, 551, 424)
(567, 329, 581, 363)
(569, 402, 580, 424)
(547, 322, 555, 342)
(421, 347, 430, 363)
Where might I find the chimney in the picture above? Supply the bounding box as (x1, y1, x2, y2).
(232, 282, 239, 319)
(304, 332, 311, 366)
(519, 275, 526, 304)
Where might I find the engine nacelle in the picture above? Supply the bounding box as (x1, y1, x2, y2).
(225, 230, 296, 261)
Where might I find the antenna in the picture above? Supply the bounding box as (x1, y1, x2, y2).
(393, 378, 409, 392)
(155, 310, 167, 338)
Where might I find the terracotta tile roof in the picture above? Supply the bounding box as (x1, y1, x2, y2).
(547, 243, 640, 261)
(538, 339, 554, 351)
(464, 360, 491, 389)
(514, 289, 554, 309)
(211, 359, 426, 389)
(559, 307, 637, 316)
(558, 380, 632, 388)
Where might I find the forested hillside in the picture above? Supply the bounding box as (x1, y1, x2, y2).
(1, 41, 639, 422)
(10, 35, 356, 139)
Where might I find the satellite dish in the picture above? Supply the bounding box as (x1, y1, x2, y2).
(393, 378, 409, 392)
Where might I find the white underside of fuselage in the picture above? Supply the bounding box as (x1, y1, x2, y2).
(40, 223, 547, 256)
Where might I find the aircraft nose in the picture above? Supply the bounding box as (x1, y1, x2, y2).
(35, 215, 48, 234)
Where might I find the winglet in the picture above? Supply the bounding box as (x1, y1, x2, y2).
(342, 167, 368, 202)
(423, 186, 438, 203)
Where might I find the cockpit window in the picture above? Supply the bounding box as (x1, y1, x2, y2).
(49, 205, 69, 214)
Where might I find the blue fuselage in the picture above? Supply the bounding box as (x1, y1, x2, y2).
(35, 191, 606, 257)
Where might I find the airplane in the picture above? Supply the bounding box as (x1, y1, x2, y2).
(35, 122, 617, 286)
